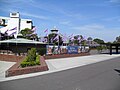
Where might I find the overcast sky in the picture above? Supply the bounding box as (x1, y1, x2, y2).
(0, 0, 120, 42)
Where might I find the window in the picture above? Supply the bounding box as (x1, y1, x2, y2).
(12, 13, 17, 16)
(26, 21, 31, 23)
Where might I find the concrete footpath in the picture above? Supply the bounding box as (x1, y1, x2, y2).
(0, 54, 120, 82)
(0, 61, 16, 78)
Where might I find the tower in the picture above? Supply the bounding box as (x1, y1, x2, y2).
(51, 26, 58, 34)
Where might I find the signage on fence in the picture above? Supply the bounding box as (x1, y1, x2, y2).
(67, 46, 78, 54)
(46, 45, 89, 55)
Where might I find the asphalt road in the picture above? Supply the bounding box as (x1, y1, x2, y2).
(0, 57, 120, 90)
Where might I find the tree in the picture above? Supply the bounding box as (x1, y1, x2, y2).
(27, 48, 37, 62)
(87, 37, 92, 41)
(116, 36, 120, 43)
(20, 28, 38, 40)
(47, 33, 63, 45)
(93, 38, 104, 44)
(69, 35, 86, 45)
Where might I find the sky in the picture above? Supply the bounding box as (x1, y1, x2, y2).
(0, 0, 120, 42)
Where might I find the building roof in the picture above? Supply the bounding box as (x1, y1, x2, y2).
(0, 38, 46, 44)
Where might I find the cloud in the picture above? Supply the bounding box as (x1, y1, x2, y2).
(59, 21, 71, 25)
(28, 1, 67, 15)
(71, 24, 120, 42)
(0, 0, 34, 4)
(109, 0, 120, 3)
(21, 12, 49, 20)
(103, 16, 120, 22)
(72, 24, 105, 31)
(108, 0, 120, 5)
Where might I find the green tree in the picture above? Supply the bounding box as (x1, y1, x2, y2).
(93, 38, 104, 44)
(70, 35, 84, 45)
(87, 37, 92, 41)
(20, 48, 40, 68)
(116, 36, 120, 43)
(20, 28, 38, 40)
(27, 48, 37, 62)
(47, 33, 63, 45)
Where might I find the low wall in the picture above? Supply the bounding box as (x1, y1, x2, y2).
(5, 56, 49, 77)
(0, 54, 25, 62)
(44, 52, 90, 59)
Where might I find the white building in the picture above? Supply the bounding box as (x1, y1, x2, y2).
(0, 12, 33, 37)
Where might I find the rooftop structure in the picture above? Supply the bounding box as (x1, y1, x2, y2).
(50, 26, 58, 34)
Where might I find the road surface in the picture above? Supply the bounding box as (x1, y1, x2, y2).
(0, 57, 120, 90)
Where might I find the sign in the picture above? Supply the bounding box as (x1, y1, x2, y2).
(67, 46, 78, 54)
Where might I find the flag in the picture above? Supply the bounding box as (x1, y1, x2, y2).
(62, 36, 67, 42)
(69, 34, 73, 38)
(39, 37, 44, 42)
(8, 31, 17, 36)
(70, 36, 74, 41)
(32, 27, 36, 34)
(8, 27, 17, 31)
(77, 36, 81, 40)
(32, 27, 36, 31)
(0, 26, 9, 34)
(53, 35, 59, 41)
(44, 29, 48, 33)
(6, 27, 17, 36)
(44, 38, 48, 42)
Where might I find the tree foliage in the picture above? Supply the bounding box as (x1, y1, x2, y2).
(20, 28, 38, 40)
(116, 36, 120, 43)
(27, 48, 37, 62)
(47, 33, 63, 45)
(87, 37, 92, 41)
(20, 48, 40, 68)
(93, 38, 104, 44)
(70, 35, 86, 45)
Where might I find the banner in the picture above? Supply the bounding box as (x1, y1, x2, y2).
(67, 46, 78, 54)
(46, 45, 89, 55)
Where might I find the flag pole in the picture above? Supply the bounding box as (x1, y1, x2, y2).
(47, 30, 49, 46)
(58, 31, 60, 54)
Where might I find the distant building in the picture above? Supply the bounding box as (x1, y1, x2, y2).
(86, 40, 100, 47)
(0, 12, 33, 37)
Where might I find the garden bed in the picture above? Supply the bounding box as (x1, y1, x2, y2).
(5, 56, 48, 77)
(0, 54, 49, 77)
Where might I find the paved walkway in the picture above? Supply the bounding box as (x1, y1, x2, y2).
(46, 54, 120, 71)
(0, 54, 120, 82)
(0, 61, 16, 78)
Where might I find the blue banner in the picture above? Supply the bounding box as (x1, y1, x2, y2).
(67, 46, 78, 54)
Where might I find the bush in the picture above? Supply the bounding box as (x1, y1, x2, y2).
(36, 55, 40, 65)
(37, 48, 46, 56)
(20, 48, 40, 68)
(27, 48, 37, 62)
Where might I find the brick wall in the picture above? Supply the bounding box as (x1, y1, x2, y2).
(44, 52, 90, 59)
(0, 54, 25, 62)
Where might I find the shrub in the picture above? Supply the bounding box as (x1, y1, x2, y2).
(21, 61, 27, 68)
(37, 48, 46, 56)
(36, 55, 40, 65)
(20, 48, 40, 68)
(27, 48, 37, 62)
